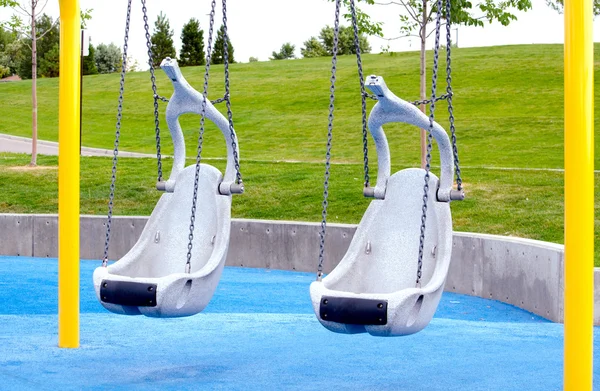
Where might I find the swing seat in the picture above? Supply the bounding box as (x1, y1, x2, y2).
(93, 58, 242, 317)
(310, 169, 451, 335)
(310, 75, 457, 336)
(93, 164, 231, 317)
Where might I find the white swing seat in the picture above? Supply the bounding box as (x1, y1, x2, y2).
(93, 58, 242, 317)
(310, 75, 457, 336)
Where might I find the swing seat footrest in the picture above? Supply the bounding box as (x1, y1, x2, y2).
(100, 280, 158, 307)
(319, 296, 388, 325)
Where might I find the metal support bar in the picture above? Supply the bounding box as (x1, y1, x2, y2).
(563, 0, 594, 388)
(58, 0, 81, 349)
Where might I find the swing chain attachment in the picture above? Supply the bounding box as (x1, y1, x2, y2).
(185, 0, 218, 274)
(222, 0, 243, 188)
(142, 0, 164, 185)
(103, 0, 133, 266)
(316, 0, 342, 281)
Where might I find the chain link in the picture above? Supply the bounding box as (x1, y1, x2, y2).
(349, 0, 370, 189)
(316, 0, 341, 280)
(103, 0, 133, 266)
(142, 0, 164, 183)
(185, 0, 217, 273)
(416, 0, 443, 286)
(445, 0, 462, 191)
(221, 0, 243, 186)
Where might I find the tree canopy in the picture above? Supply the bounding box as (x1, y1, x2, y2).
(211, 25, 235, 64)
(151, 11, 176, 67)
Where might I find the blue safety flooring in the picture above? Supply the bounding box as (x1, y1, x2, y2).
(0, 256, 598, 390)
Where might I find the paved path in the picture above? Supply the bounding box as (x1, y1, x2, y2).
(0, 133, 156, 158)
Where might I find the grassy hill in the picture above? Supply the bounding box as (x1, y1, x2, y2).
(1, 44, 599, 264)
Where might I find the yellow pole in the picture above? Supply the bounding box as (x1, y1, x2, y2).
(564, 0, 594, 387)
(58, 0, 80, 348)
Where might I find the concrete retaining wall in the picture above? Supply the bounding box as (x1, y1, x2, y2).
(0, 213, 595, 324)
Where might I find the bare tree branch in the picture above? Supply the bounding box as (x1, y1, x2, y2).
(426, 21, 447, 38)
(398, 0, 421, 23)
(16, 4, 32, 17)
(36, 18, 58, 40)
(38, 0, 50, 16)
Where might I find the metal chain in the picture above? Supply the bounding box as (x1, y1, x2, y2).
(211, 95, 228, 105)
(103, 0, 133, 266)
(316, 0, 341, 280)
(221, 0, 243, 185)
(411, 93, 451, 106)
(363, 91, 451, 107)
(445, 0, 462, 191)
(185, 0, 217, 273)
(142, 0, 164, 183)
(416, 0, 443, 285)
(349, 0, 370, 189)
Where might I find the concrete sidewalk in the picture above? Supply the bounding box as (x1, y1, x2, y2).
(0, 133, 156, 158)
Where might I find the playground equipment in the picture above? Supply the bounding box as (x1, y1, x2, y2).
(92, 0, 243, 317)
(56, 0, 593, 388)
(93, 58, 241, 317)
(309, 0, 463, 336)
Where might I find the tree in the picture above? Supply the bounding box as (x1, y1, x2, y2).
(150, 11, 176, 67)
(179, 18, 204, 66)
(37, 42, 58, 77)
(1, 3, 61, 166)
(318, 25, 370, 55)
(301, 37, 327, 58)
(332, 0, 532, 167)
(249, 56, 258, 62)
(0, 25, 23, 75)
(211, 25, 234, 64)
(545, 0, 600, 14)
(0, 1, 92, 166)
(270, 42, 296, 60)
(82, 40, 98, 75)
(95, 43, 121, 74)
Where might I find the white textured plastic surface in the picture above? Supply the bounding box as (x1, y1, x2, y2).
(310, 76, 454, 336)
(93, 58, 238, 317)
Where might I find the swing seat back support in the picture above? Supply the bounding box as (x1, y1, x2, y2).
(310, 76, 455, 336)
(93, 58, 241, 317)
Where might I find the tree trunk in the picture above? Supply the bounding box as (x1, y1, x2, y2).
(30, 1, 38, 167)
(419, 0, 427, 169)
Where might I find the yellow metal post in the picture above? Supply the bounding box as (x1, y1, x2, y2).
(564, 0, 594, 388)
(58, 0, 81, 348)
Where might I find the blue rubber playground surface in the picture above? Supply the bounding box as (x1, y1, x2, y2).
(1, 256, 599, 390)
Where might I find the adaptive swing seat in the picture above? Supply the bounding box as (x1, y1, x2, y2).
(310, 76, 457, 336)
(93, 58, 242, 317)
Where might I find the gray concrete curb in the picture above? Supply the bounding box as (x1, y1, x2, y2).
(0, 213, 594, 324)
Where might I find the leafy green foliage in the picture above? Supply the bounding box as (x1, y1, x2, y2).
(545, 0, 600, 14)
(249, 56, 259, 62)
(95, 43, 121, 74)
(83, 41, 98, 75)
(0, 25, 22, 76)
(318, 25, 371, 55)
(179, 18, 204, 67)
(17, 14, 59, 79)
(300, 37, 327, 58)
(270, 42, 295, 60)
(38, 43, 59, 77)
(150, 11, 176, 67)
(211, 26, 235, 64)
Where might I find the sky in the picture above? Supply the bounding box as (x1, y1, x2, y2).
(1, 0, 600, 66)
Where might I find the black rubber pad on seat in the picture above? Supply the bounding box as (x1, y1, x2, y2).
(100, 280, 158, 307)
(320, 296, 387, 325)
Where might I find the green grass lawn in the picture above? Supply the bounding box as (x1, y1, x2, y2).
(0, 44, 597, 263)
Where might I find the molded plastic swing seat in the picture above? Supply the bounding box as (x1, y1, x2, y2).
(93, 164, 231, 317)
(310, 75, 456, 336)
(93, 58, 242, 318)
(310, 169, 451, 336)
